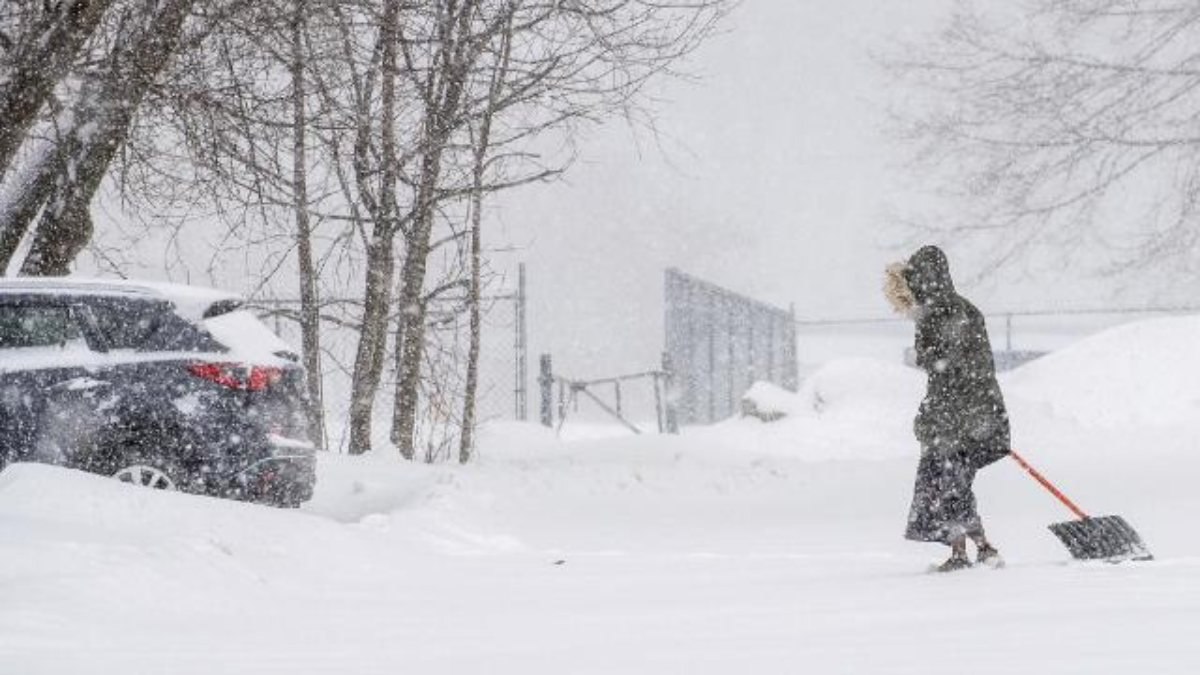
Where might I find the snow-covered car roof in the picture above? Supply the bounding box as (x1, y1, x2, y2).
(0, 277, 299, 365)
(0, 277, 243, 321)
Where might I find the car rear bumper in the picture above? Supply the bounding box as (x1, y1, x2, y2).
(228, 440, 316, 507)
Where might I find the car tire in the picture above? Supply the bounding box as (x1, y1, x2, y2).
(111, 459, 180, 491)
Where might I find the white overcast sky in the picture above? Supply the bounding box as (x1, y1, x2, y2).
(493, 0, 962, 379)
(487, 0, 1192, 383)
(81, 1, 1182, 393)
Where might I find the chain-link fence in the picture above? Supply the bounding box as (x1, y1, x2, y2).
(248, 266, 527, 454)
(664, 268, 798, 425)
(793, 305, 1200, 376)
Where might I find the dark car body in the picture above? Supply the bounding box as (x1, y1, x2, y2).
(0, 279, 316, 506)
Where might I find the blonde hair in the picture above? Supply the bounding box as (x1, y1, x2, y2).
(884, 262, 916, 316)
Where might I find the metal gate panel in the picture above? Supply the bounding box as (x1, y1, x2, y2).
(665, 268, 797, 425)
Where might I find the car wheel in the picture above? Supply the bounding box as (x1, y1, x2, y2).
(112, 463, 178, 491)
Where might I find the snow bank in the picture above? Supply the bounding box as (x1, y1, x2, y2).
(710, 358, 925, 461)
(1005, 314, 1200, 428)
(794, 357, 924, 420)
(7, 319, 1200, 674)
(5, 414, 1199, 675)
(740, 381, 800, 420)
(740, 358, 925, 427)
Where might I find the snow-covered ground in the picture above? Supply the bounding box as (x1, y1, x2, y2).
(3, 317, 1199, 673)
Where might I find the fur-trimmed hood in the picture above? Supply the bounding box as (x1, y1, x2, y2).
(903, 245, 955, 306)
(884, 245, 957, 316)
(884, 262, 916, 316)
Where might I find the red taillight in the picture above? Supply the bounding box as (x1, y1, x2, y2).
(187, 362, 244, 389)
(187, 363, 283, 392)
(247, 366, 283, 391)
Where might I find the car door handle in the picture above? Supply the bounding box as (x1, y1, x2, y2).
(50, 377, 110, 393)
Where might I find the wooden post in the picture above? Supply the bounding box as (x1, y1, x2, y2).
(766, 314, 776, 384)
(538, 354, 553, 427)
(653, 373, 664, 434)
(784, 303, 799, 391)
(747, 312, 756, 389)
(707, 292, 716, 423)
(558, 379, 567, 420)
(727, 304, 735, 416)
(663, 351, 679, 434)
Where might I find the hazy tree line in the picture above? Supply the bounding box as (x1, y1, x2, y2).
(889, 0, 1200, 281)
(0, 0, 729, 461)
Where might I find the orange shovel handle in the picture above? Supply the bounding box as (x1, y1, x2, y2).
(1009, 449, 1090, 520)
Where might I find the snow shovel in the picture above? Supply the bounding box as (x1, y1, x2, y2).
(1009, 450, 1153, 562)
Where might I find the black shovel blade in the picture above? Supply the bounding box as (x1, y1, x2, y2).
(1048, 515, 1153, 562)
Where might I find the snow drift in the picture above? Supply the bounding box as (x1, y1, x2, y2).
(1002, 314, 1200, 428)
(714, 357, 924, 461)
(3, 316, 1200, 674)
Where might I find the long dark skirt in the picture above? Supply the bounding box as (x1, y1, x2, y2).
(905, 449, 982, 544)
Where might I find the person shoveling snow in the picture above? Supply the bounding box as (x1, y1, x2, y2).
(886, 246, 1011, 572)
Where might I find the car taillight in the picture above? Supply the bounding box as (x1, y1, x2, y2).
(187, 363, 283, 392)
(187, 363, 243, 389)
(247, 366, 284, 391)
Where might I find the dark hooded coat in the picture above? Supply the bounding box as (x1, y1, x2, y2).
(902, 246, 1010, 544)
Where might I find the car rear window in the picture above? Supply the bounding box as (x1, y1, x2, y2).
(85, 298, 226, 353)
(0, 304, 82, 349)
(149, 313, 228, 353)
(88, 301, 161, 349)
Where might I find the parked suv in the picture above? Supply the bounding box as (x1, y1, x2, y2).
(0, 278, 316, 506)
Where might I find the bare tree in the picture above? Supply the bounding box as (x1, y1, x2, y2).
(291, 0, 327, 447)
(388, 0, 731, 459)
(0, 0, 114, 179)
(388, 0, 493, 460)
(888, 1, 1200, 277)
(458, 12, 512, 465)
(345, 0, 405, 455)
(68, 0, 729, 461)
(0, 0, 197, 275)
(103, 0, 345, 444)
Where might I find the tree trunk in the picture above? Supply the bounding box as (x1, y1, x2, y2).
(347, 237, 396, 454)
(290, 0, 327, 449)
(18, 179, 93, 275)
(346, 0, 401, 455)
(0, 0, 113, 179)
(0, 139, 64, 270)
(459, 18, 512, 464)
(458, 176, 484, 464)
(389, 0, 481, 459)
(391, 3, 477, 459)
(388, 294, 407, 447)
(392, 148, 445, 460)
(10, 0, 196, 276)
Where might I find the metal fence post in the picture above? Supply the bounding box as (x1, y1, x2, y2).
(515, 263, 528, 421)
(663, 351, 679, 434)
(707, 291, 716, 423)
(727, 303, 735, 415)
(539, 354, 553, 427)
(784, 303, 799, 391)
(653, 373, 665, 433)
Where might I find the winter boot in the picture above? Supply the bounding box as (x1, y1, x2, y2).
(934, 553, 972, 573)
(976, 544, 1005, 569)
